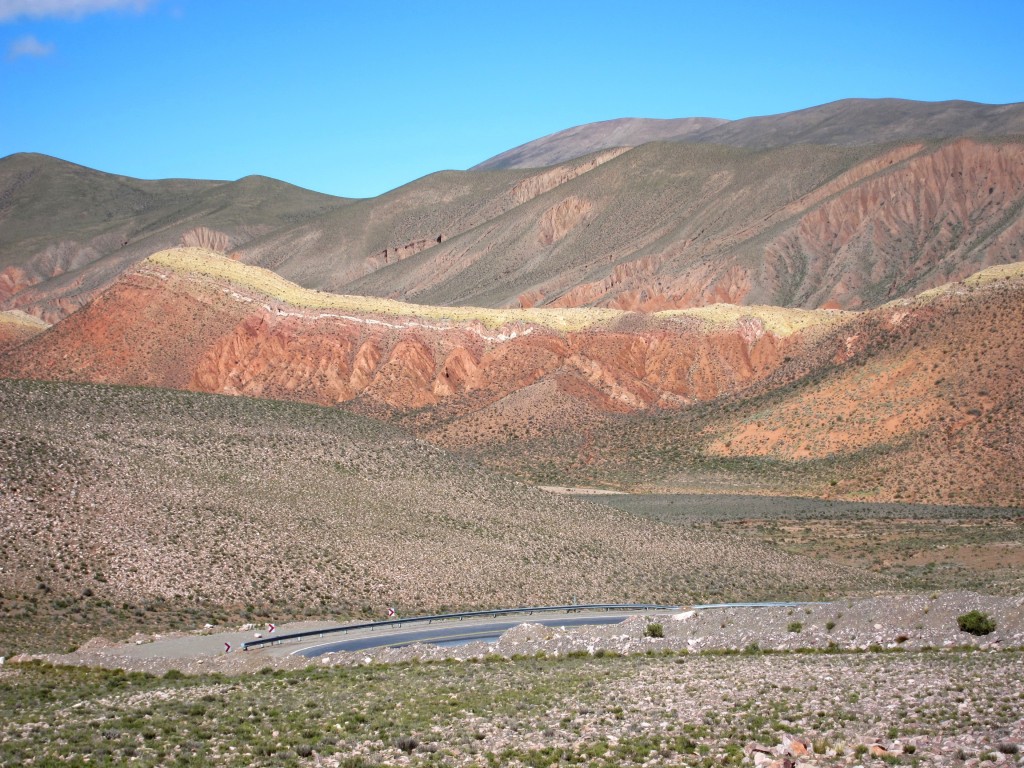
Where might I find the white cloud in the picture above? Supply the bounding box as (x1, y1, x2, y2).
(0, 0, 152, 22)
(7, 33, 54, 58)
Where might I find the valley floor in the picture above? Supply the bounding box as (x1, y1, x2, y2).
(2, 645, 1023, 767)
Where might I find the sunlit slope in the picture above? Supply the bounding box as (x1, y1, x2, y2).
(0, 310, 47, 353)
(1, 248, 836, 412)
(0, 378, 881, 646)
(470, 262, 1024, 506)
(340, 138, 1024, 315)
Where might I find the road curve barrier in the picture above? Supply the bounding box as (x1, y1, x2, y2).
(240, 603, 680, 651)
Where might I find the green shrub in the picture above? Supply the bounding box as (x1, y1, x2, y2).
(957, 610, 996, 636)
(787, 621, 802, 633)
(825, 620, 836, 631)
(644, 623, 664, 638)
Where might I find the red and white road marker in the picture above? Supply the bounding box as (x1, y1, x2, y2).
(268, 623, 276, 633)
(224, 642, 231, 653)
(386, 607, 396, 618)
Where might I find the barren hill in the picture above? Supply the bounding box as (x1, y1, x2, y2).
(0, 248, 839, 410)
(474, 99, 1024, 170)
(3, 248, 1021, 506)
(472, 116, 727, 170)
(0, 377, 879, 652)
(0, 152, 349, 322)
(335, 138, 1024, 312)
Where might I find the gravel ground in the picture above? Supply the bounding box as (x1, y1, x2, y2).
(4, 595, 1024, 767)
(11, 593, 1024, 675)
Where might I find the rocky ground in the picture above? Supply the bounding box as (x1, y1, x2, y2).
(2, 636, 1022, 767)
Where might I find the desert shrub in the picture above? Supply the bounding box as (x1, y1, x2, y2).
(787, 621, 802, 633)
(825, 620, 836, 631)
(957, 610, 996, 636)
(395, 736, 418, 754)
(997, 743, 1019, 755)
(644, 622, 664, 638)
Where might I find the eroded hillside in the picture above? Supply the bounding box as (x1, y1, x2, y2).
(0, 248, 835, 413)
(5, 131, 1024, 326)
(465, 263, 1024, 507)
(3, 248, 1021, 506)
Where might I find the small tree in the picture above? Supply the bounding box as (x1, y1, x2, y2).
(957, 610, 996, 636)
(644, 622, 664, 638)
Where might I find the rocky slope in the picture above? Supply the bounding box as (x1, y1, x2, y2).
(345, 139, 1024, 313)
(2, 248, 1022, 506)
(0, 248, 835, 413)
(6, 123, 1024, 324)
(496, 262, 1024, 506)
(0, 377, 880, 655)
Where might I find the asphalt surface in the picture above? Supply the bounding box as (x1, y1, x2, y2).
(292, 615, 630, 657)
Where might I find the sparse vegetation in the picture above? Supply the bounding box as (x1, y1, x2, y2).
(0, 379, 879, 654)
(644, 622, 664, 638)
(957, 610, 997, 636)
(2, 650, 1022, 767)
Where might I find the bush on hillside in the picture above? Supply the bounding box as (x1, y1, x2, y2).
(957, 610, 996, 636)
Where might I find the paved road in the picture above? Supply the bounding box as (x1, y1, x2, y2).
(282, 602, 821, 658)
(292, 615, 632, 657)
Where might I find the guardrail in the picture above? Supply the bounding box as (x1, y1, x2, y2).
(241, 603, 679, 651)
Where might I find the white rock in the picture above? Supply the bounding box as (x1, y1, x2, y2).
(673, 611, 696, 622)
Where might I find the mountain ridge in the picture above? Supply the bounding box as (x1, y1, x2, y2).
(473, 98, 1024, 170)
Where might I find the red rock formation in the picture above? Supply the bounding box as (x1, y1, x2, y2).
(0, 252, 800, 418)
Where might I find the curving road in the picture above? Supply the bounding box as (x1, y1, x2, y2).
(293, 615, 630, 657)
(286, 602, 821, 657)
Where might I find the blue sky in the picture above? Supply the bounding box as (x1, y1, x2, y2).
(2, 0, 1023, 198)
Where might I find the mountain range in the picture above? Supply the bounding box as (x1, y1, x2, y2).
(3, 98, 1024, 327)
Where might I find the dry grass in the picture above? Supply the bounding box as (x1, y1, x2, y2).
(658, 303, 849, 337)
(149, 248, 622, 331)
